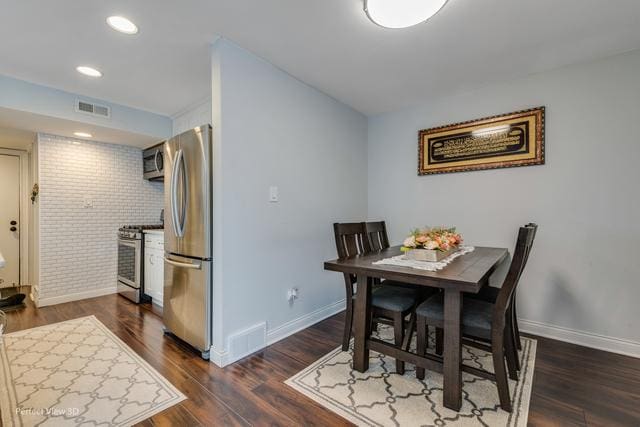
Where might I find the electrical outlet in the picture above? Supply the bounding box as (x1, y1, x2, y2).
(287, 287, 299, 302)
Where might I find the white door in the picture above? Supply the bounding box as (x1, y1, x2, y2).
(0, 154, 20, 287)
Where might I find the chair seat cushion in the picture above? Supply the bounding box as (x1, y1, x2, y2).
(415, 294, 494, 339)
(372, 286, 417, 312)
(350, 281, 420, 312)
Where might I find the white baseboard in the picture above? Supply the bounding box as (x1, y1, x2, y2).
(209, 346, 230, 367)
(519, 318, 640, 358)
(36, 287, 118, 307)
(266, 298, 346, 346)
(210, 298, 346, 367)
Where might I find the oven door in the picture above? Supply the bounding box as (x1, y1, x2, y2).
(117, 237, 141, 288)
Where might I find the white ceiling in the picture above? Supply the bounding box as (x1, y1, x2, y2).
(1, 0, 640, 117)
(0, 108, 158, 148)
(0, 126, 35, 151)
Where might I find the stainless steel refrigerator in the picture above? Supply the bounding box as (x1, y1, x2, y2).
(163, 124, 213, 359)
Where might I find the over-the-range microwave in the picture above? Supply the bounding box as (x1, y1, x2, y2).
(143, 142, 165, 181)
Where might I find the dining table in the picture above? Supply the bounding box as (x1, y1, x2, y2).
(324, 245, 509, 411)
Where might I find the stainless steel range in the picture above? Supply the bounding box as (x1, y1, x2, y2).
(117, 224, 163, 303)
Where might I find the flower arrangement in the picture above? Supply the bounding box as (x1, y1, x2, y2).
(401, 227, 463, 253)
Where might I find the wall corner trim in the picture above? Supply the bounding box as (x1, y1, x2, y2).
(520, 318, 640, 359)
(209, 346, 230, 368)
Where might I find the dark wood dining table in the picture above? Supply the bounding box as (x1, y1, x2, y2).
(324, 245, 508, 411)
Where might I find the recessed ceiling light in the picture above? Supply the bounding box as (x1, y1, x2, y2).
(76, 66, 102, 77)
(364, 0, 448, 29)
(74, 132, 93, 138)
(106, 16, 138, 34)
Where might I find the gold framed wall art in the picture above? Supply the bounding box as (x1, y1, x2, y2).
(418, 107, 545, 175)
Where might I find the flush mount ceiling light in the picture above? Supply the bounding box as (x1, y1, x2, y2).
(364, 0, 448, 29)
(73, 132, 93, 138)
(106, 16, 138, 34)
(76, 66, 102, 77)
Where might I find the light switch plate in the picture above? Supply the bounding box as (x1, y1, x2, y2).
(269, 186, 279, 203)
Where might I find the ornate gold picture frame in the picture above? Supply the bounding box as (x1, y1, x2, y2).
(418, 107, 545, 175)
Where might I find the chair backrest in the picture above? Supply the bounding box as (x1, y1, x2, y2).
(364, 221, 390, 252)
(493, 225, 537, 328)
(333, 222, 371, 295)
(333, 222, 371, 259)
(523, 223, 538, 266)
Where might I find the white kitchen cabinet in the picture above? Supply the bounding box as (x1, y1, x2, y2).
(144, 231, 164, 307)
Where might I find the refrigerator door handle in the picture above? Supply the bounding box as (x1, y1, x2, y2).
(177, 151, 187, 237)
(164, 257, 202, 270)
(171, 149, 184, 237)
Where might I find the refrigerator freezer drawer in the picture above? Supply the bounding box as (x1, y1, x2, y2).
(163, 254, 212, 353)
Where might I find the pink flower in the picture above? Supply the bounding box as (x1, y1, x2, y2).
(403, 236, 417, 248)
(416, 235, 429, 244)
(424, 240, 439, 250)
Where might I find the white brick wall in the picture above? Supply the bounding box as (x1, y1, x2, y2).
(37, 134, 164, 303)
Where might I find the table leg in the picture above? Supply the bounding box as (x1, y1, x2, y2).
(353, 274, 371, 372)
(443, 288, 462, 411)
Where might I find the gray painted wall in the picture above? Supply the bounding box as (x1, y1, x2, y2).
(368, 50, 640, 346)
(210, 40, 368, 361)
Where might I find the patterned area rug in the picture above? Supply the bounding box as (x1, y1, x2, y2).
(0, 316, 186, 426)
(286, 325, 536, 426)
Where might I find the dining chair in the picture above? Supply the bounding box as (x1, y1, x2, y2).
(364, 221, 390, 251)
(334, 222, 419, 374)
(364, 221, 439, 336)
(464, 223, 538, 366)
(364, 221, 424, 289)
(413, 225, 536, 412)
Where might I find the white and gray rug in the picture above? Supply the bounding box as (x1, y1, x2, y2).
(0, 315, 186, 426)
(286, 325, 536, 427)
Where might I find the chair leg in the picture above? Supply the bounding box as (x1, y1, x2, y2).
(403, 312, 416, 352)
(492, 333, 512, 412)
(512, 297, 522, 351)
(507, 307, 521, 372)
(416, 315, 427, 380)
(435, 327, 444, 356)
(393, 312, 405, 375)
(372, 321, 379, 334)
(342, 298, 353, 352)
(504, 325, 519, 381)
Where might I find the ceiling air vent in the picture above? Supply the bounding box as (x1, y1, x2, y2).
(75, 99, 111, 119)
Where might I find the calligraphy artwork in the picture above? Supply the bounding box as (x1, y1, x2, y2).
(418, 107, 545, 175)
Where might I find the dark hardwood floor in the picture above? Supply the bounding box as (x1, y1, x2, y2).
(2, 293, 639, 426)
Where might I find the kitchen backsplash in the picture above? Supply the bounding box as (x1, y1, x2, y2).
(37, 133, 163, 304)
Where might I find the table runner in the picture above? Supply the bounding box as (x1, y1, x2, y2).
(372, 246, 475, 271)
